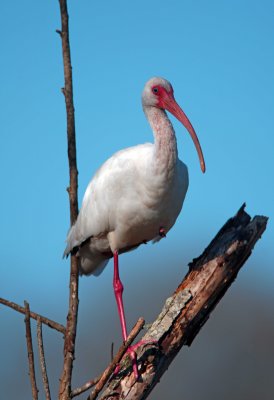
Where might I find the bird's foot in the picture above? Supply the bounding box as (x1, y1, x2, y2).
(114, 339, 157, 379)
(159, 227, 166, 238)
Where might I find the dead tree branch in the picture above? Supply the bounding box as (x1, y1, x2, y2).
(37, 318, 51, 400)
(98, 204, 268, 399)
(57, 1, 79, 399)
(24, 301, 39, 400)
(0, 297, 65, 334)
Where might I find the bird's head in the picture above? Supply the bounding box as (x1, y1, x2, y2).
(142, 77, 205, 173)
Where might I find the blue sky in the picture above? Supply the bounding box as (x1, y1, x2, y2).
(1, 1, 274, 398)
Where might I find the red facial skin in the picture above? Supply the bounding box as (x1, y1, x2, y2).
(151, 85, 206, 173)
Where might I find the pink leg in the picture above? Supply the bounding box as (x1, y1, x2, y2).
(113, 250, 139, 378)
(113, 250, 128, 342)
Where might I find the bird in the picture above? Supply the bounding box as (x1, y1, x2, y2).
(64, 77, 205, 378)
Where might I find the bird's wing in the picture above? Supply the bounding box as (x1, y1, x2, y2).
(64, 143, 153, 256)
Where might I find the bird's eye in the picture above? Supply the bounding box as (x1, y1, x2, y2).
(152, 87, 159, 94)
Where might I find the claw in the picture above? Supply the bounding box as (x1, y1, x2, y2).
(113, 339, 158, 379)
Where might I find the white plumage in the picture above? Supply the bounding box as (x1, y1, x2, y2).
(64, 77, 205, 276)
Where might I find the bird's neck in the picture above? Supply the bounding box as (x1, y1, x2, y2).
(144, 106, 178, 174)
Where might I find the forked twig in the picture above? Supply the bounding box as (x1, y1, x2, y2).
(0, 297, 66, 334)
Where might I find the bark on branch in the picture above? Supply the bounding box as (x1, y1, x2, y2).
(98, 204, 268, 399)
(57, 1, 79, 399)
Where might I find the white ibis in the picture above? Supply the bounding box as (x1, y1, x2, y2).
(64, 77, 205, 377)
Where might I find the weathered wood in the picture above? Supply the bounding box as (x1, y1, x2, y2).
(99, 204, 268, 400)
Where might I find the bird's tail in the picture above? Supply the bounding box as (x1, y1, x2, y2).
(78, 251, 109, 276)
(63, 225, 110, 276)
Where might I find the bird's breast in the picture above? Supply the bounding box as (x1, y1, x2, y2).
(110, 160, 188, 251)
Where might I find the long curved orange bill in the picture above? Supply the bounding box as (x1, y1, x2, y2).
(162, 94, 206, 173)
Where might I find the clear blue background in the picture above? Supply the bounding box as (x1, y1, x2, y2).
(1, 1, 273, 399)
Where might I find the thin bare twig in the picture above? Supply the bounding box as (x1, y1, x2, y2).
(71, 378, 100, 398)
(87, 318, 145, 400)
(57, 1, 78, 225)
(37, 318, 51, 400)
(24, 301, 39, 400)
(57, 1, 79, 399)
(0, 297, 66, 334)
